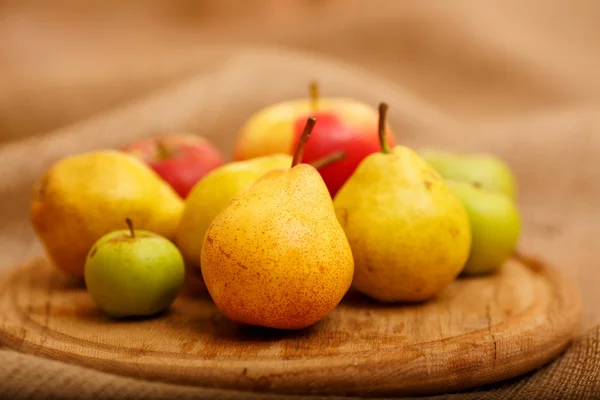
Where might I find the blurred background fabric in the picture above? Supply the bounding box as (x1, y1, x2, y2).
(1, 1, 599, 399)
(2, 0, 600, 144)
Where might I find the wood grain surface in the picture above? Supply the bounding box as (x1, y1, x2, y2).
(0, 253, 581, 397)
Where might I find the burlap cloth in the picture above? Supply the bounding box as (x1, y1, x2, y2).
(1, 2, 600, 398)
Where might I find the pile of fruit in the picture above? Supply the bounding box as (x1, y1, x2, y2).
(29, 83, 521, 331)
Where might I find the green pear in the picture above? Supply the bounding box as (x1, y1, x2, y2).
(333, 104, 471, 303)
(84, 219, 185, 318)
(420, 149, 517, 199)
(445, 181, 521, 275)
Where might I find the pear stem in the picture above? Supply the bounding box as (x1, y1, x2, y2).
(310, 151, 346, 170)
(156, 140, 170, 160)
(125, 218, 135, 238)
(309, 81, 319, 112)
(291, 117, 317, 168)
(378, 102, 391, 154)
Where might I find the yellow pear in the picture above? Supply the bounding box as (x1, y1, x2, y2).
(30, 150, 184, 278)
(333, 104, 471, 303)
(201, 117, 354, 330)
(175, 153, 292, 270)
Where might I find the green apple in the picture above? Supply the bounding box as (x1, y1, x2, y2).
(84, 218, 185, 318)
(420, 149, 517, 199)
(446, 180, 521, 276)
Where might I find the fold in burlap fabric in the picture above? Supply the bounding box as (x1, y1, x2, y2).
(1, 2, 600, 397)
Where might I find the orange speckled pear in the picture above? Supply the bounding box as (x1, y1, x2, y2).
(333, 103, 472, 303)
(201, 117, 354, 330)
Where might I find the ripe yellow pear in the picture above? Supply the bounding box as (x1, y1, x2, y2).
(333, 104, 471, 303)
(30, 150, 184, 278)
(175, 154, 293, 270)
(201, 117, 354, 330)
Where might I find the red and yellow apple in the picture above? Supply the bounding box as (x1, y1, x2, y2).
(233, 88, 396, 197)
(122, 133, 224, 198)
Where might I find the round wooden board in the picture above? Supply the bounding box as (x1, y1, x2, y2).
(0, 254, 581, 397)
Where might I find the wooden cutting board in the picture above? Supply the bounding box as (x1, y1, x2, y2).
(0, 253, 581, 397)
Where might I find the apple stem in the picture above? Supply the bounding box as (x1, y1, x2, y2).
(156, 140, 170, 160)
(378, 102, 391, 154)
(310, 151, 346, 170)
(36, 179, 46, 201)
(309, 81, 319, 112)
(125, 218, 135, 238)
(291, 117, 317, 168)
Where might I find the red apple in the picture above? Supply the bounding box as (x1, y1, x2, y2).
(122, 133, 224, 198)
(233, 83, 395, 197)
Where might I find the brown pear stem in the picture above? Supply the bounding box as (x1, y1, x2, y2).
(125, 218, 135, 238)
(309, 81, 319, 112)
(310, 151, 346, 170)
(378, 102, 391, 154)
(291, 117, 317, 167)
(156, 140, 170, 159)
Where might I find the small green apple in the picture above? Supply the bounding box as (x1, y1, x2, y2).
(84, 218, 185, 318)
(446, 180, 521, 276)
(420, 149, 517, 200)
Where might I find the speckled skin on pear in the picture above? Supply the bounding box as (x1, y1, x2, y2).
(333, 146, 472, 303)
(200, 164, 354, 330)
(30, 150, 184, 278)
